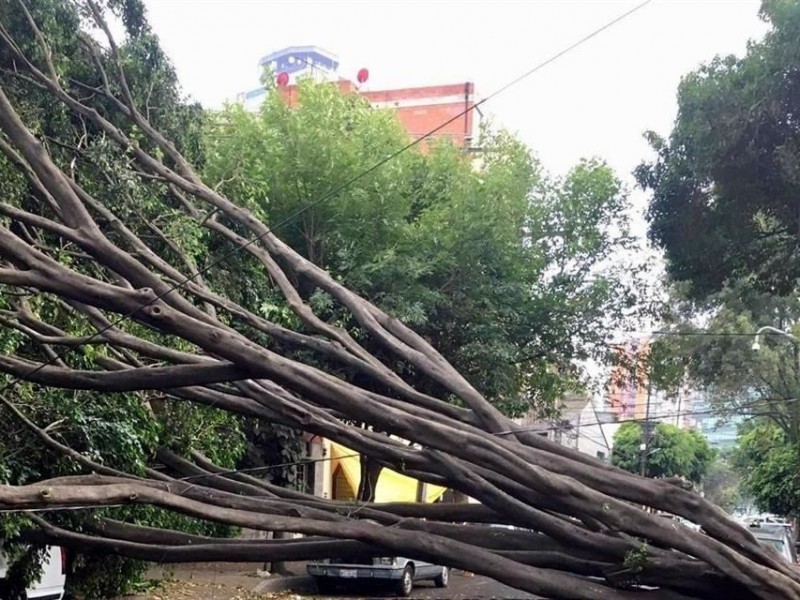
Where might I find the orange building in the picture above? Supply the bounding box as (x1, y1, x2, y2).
(237, 46, 478, 149)
(361, 82, 477, 148)
(608, 338, 651, 421)
(277, 79, 478, 149)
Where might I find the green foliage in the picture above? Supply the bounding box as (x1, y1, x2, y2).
(0, 544, 47, 598)
(623, 540, 649, 573)
(0, 0, 244, 595)
(637, 1, 800, 297)
(66, 554, 148, 600)
(239, 421, 306, 489)
(158, 401, 245, 470)
(612, 421, 714, 483)
(0, 515, 42, 597)
(611, 422, 644, 473)
(647, 284, 800, 444)
(0, 386, 163, 487)
(206, 81, 650, 418)
(735, 421, 800, 516)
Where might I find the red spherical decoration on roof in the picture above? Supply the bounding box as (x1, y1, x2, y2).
(276, 72, 290, 87)
(356, 68, 369, 84)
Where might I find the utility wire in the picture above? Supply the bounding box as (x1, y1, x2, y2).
(0, 0, 654, 415)
(163, 396, 789, 483)
(170, 452, 361, 482)
(0, 393, 784, 513)
(496, 396, 800, 437)
(1, 396, 784, 513)
(619, 330, 795, 338)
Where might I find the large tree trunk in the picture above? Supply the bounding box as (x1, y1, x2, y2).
(357, 455, 384, 503)
(0, 4, 795, 599)
(269, 531, 292, 575)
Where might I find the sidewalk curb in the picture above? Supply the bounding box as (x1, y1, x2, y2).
(252, 574, 316, 594)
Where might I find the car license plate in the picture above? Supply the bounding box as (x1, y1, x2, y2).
(339, 569, 358, 578)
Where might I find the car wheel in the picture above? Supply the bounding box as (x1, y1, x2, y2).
(434, 567, 450, 588)
(315, 577, 336, 595)
(395, 565, 414, 597)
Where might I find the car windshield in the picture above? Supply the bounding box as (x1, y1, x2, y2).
(767, 540, 787, 555)
(754, 536, 789, 559)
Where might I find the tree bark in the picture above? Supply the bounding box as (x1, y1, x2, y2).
(0, 7, 794, 598)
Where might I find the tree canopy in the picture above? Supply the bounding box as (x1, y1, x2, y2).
(203, 80, 646, 417)
(644, 286, 800, 515)
(635, 0, 800, 533)
(0, 0, 240, 595)
(611, 422, 714, 484)
(637, 0, 800, 298)
(648, 285, 800, 440)
(0, 1, 795, 599)
(735, 421, 800, 517)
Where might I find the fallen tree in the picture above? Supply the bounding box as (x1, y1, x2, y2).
(0, 2, 797, 599)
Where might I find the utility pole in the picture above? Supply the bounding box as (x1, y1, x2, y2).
(640, 377, 653, 477)
(793, 343, 800, 545)
(591, 400, 612, 455)
(793, 344, 800, 447)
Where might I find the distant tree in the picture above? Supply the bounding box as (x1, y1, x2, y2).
(647, 284, 800, 442)
(735, 421, 800, 518)
(634, 0, 800, 531)
(612, 422, 715, 483)
(702, 454, 742, 512)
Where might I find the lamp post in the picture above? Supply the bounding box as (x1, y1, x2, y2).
(751, 325, 799, 352)
(751, 325, 799, 416)
(751, 326, 799, 427)
(751, 325, 800, 487)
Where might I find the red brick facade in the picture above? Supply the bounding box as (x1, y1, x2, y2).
(280, 80, 477, 148)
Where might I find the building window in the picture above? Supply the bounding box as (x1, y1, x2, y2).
(332, 466, 354, 501)
(296, 457, 316, 495)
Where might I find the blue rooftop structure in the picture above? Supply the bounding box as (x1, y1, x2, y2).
(258, 46, 339, 76)
(234, 46, 340, 111)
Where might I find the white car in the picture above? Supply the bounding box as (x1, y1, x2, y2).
(749, 524, 796, 564)
(0, 546, 67, 600)
(308, 555, 449, 597)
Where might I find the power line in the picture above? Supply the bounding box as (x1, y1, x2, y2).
(162, 396, 794, 484)
(174, 452, 360, 482)
(495, 396, 800, 437)
(0, 0, 654, 422)
(3, 397, 783, 501)
(619, 330, 793, 338)
(157, 395, 772, 483)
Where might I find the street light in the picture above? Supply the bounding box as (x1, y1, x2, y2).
(752, 326, 799, 352)
(751, 325, 800, 507)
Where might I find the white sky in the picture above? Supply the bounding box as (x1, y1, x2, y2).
(143, 0, 768, 180)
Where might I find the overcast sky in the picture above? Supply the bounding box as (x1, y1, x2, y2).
(142, 0, 767, 181)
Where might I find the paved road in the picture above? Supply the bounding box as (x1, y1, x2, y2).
(300, 572, 539, 599)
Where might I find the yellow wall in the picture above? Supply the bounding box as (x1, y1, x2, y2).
(329, 442, 446, 503)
